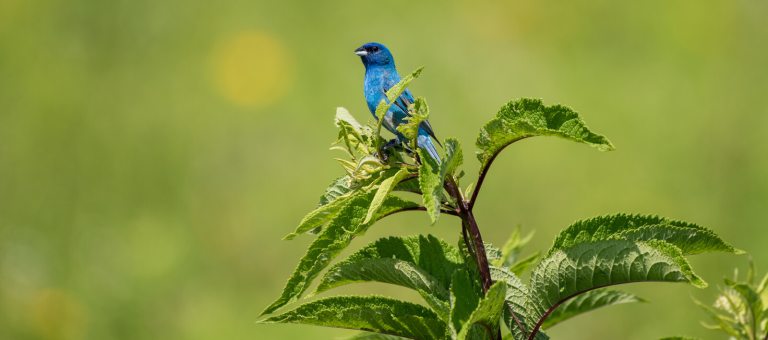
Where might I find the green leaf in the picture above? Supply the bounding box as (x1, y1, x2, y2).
(418, 149, 442, 224)
(550, 214, 742, 255)
(541, 289, 644, 329)
(374, 67, 423, 150)
(658, 337, 700, 340)
(441, 138, 463, 180)
(364, 168, 411, 223)
(476, 98, 614, 170)
(494, 226, 535, 268)
(484, 243, 503, 264)
(491, 266, 545, 340)
(396, 97, 430, 151)
(393, 176, 421, 194)
(260, 296, 446, 340)
(320, 176, 358, 206)
(283, 175, 371, 240)
(335, 107, 364, 135)
(727, 282, 765, 338)
(457, 281, 508, 340)
(263, 194, 419, 315)
(347, 333, 408, 340)
(283, 194, 354, 240)
(318, 258, 450, 319)
(314, 235, 463, 319)
(696, 296, 744, 337)
(449, 269, 482, 338)
(384, 68, 423, 108)
(529, 240, 706, 331)
(508, 252, 541, 276)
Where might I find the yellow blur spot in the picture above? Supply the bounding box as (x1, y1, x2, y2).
(28, 289, 86, 340)
(211, 30, 293, 108)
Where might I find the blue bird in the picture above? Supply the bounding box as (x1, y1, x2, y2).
(354, 42, 441, 163)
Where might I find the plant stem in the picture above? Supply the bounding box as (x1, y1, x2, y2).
(463, 208, 493, 292)
(445, 177, 492, 293)
(444, 176, 499, 340)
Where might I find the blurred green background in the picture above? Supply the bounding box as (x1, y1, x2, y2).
(1, 0, 767, 339)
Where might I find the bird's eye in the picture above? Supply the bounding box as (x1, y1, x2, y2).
(370, 46, 379, 52)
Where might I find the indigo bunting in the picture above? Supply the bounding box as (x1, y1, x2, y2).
(354, 42, 441, 162)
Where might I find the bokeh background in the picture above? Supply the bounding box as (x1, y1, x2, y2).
(1, 0, 767, 339)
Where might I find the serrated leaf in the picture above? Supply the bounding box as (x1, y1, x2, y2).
(384, 68, 423, 107)
(283, 176, 372, 240)
(418, 149, 442, 224)
(318, 258, 450, 319)
(550, 214, 742, 255)
(441, 138, 463, 180)
(334, 107, 380, 159)
(541, 289, 644, 329)
(263, 194, 419, 315)
(529, 240, 706, 334)
(347, 333, 408, 340)
(457, 281, 508, 340)
(260, 296, 445, 340)
(284, 193, 357, 240)
(336, 107, 363, 134)
(490, 267, 547, 340)
(364, 168, 411, 223)
(476, 98, 614, 170)
(484, 243, 503, 264)
(314, 235, 463, 320)
(396, 97, 429, 147)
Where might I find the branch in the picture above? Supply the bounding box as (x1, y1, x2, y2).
(469, 145, 504, 210)
(444, 177, 493, 293)
(445, 175, 499, 339)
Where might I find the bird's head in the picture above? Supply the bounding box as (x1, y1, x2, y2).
(354, 42, 394, 68)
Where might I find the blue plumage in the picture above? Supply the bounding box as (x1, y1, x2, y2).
(354, 42, 441, 162)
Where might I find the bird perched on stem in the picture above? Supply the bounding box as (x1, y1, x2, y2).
(354, 42, 441, 162)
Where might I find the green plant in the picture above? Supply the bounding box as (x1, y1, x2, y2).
(697, 261, 768, 340)
(258, 69, 742, 339)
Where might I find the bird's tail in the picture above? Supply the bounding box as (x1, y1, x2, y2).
(417, 133, 441, 164)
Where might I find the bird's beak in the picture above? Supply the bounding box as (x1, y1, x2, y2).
(354, 47, 368, 56)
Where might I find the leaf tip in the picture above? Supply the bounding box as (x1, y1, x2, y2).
(282, 233, 297, 241)
(690, 275, 708, 289)
(255, 315, 272, 324)
(413, 66, 425, 77)
(258, 306, 274, 318)
(427, 214, 439, 226)
(601, 142, 617, 152)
